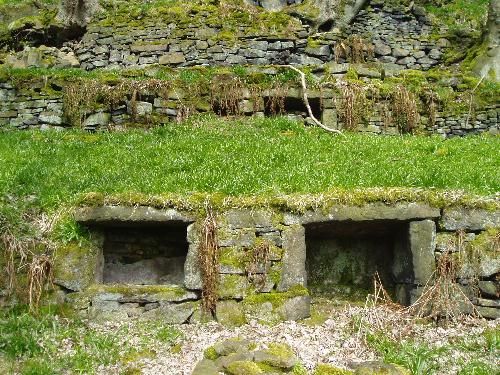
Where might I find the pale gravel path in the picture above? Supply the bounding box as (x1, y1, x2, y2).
(95, 304, 499, 375)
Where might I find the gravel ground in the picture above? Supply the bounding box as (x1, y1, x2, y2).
(94, 301, 499, 375)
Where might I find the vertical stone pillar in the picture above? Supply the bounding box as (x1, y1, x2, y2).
(409, 220, 436, 285)
(278, 225, 307, 291)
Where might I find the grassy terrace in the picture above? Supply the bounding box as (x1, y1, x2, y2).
(0, 117, 498, 213)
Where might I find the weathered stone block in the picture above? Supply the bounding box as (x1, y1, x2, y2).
(83, 112, 111, 127)
(285, 203, 440, 225)
(278, 225, 306, 291)
(218, 274, 252, 299)
(53, 239, 103, 292)
(142, 301, 196, 323)
(440, 207, 500, 231)
(185, 243, 202, 289)
(159, 52, 186, 65)
(409, 220, 436, 285)
(74, 206, 194, 225)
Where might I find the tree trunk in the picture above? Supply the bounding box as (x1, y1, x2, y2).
(56, 0, 100, 26)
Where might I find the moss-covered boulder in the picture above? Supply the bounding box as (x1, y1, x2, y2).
(53, 241, 101, 292)
(226, 360, 263, 375)
(254, 343, 298, 369)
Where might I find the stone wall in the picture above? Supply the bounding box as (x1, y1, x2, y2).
(1, 80, 498, 136)
(62, 1, 447, 70)
(55, 203, 499, 323)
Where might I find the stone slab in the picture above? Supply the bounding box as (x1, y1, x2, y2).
(440, 207, 500, 231)
(284, 203, 440, 225)
(74, 206, 194, 225)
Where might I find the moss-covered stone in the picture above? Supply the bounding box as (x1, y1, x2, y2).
(254, 342, 298, 369)
(226, 361, 263, 375)
(218, 274, 253, 299)
(314, 364, 354, 375)
(53, 240, 101, 292)
(215, 300, 247, 327)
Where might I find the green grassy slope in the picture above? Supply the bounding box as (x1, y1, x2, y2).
(0, 117, 498, 211)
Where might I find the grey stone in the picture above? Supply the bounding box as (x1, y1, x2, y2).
(142, 301, 196, 323)
(278, 225, 306, 291)
(192, 359, 219, 375)
(74, 206, 194, 225)
(129, 101, 153, 116)
(393, 48, 410, 58)
(226, 54, 248, 64)
(428, 48, 442, 60)
(476, 306, 500, 319)
(159, 52, 186, 65)
(409, 220, 436, 285)
(398, 56, 416, 65)
(440, 207, 500, 231)
(305, 45, 331, 58)
(218, 229, 256, 247)
(39, 111, 62, 125)
(374, 43, 391, 56)
(185, 243, 202, 289)
(218, 274, 251, 299)
(478, 281, 499, 298)
(131, 43, 169, 53)
(83, 112, 111, 127)
(277, 295, 310, 321)
(224, 210, 273, 229)
(285, 203, 440, 225)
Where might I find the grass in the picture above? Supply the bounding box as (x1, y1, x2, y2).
(0, 305, 183, 374)
(366, 333, 446, 375)
(0, 117, 498, 213)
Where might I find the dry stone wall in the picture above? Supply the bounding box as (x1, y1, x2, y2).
(55, 203, 499, 323)
(67, 1, 447, 70)
(1, 80, 498, 137)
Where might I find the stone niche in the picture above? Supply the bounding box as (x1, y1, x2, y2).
(281, 203, 440, 305)
(100, 223, 189, 285)
(74, 206, 195, 288)
(305, 220, 411, 299)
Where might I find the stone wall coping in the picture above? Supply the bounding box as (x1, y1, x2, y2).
(74, 206, 195, 225)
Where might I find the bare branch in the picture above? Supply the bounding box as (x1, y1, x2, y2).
(283, 65, 344, 136)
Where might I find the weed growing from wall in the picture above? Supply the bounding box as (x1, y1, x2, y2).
(198, 204, 219, 313)
(392, 85, 419, 134)
(335, 81, 368, 130)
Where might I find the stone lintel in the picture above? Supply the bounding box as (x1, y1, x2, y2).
(284, 203, 441, 225)
(74, 206, 195, 225)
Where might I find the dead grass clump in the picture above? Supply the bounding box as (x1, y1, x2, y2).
(63, 79, 172, 127)
(392, 85, 419, 133)
(27, 254, 53, 312)
(407, 247, 478, 322)
(210, 75, 244, 117)
(1, 228, 29, 295)
(198, 205, 219, 313)
(334, 35, 374, 63)
(335, 81, 368, 130)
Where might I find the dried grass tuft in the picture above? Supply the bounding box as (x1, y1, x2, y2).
(27, 254, 53, 311)
(198, 204, 219, 313)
